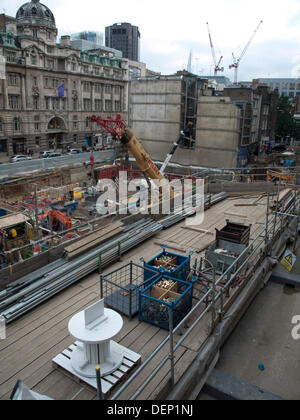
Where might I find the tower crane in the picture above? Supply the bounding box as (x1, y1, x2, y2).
(229, 20, 263, 85)
(206, 22, 224, 76)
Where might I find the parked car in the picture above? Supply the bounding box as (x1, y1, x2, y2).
(68, 148, 82, 155)
(10, 155, 32, 163)
(39, 151, 52, 159)
(46, 152, 62, 158)
(271, 144, 287, 153)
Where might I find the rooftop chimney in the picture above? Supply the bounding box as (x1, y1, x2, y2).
(60, 35, 71, 46)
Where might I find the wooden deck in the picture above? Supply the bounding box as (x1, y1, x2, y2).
(0, 194, 274, 400)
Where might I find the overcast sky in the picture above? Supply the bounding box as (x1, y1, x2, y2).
(2, 0, 300, 82)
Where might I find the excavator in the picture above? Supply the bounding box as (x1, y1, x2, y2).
(38, 210, 72, 232)
(267, 170, 296, 185)
(90, 115, 194, 194)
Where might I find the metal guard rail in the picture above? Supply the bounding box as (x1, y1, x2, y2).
(111, 192, 299, 400)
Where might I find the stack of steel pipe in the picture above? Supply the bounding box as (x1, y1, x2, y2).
(0, 192, 228, 323)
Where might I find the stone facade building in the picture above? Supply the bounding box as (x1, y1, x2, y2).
(0, 0, 128, 157)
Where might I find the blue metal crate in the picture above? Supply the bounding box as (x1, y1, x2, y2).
(142, 247, 191, 282)
(139, 274, 193, 330)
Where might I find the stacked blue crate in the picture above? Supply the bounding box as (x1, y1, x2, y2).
(142, 247, 191, 283)
(139, 274, 193, 330)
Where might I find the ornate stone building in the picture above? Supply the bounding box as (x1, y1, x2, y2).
(0, 0, 129, 156)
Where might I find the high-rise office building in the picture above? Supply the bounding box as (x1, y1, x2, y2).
(71, 31, 104, 46)
(105, 23, 140, 62)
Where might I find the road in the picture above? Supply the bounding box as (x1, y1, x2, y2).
(0, 150, 115, 178)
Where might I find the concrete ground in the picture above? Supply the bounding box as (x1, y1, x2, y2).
(199, 278, 300, 400)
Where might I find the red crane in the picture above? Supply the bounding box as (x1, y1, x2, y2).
(206, 22, 224, 76)
(91, 114, 126, 139)
(229, 20, 263, 85)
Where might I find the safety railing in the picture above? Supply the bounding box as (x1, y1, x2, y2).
(111, 189, 299, 400)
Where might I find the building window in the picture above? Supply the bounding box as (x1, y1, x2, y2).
(0, 94, 3, 109)
(95, 99, 102, 111)
(13, 118, 20, 131)
(114, 86, 120, 95)
(51, 97, 59, 110)
(71, 62, 76, 72)
(73, 116, 78, 130)
(85, 117, 90, 128)
(114, 100, 120, 112)
(73, 134, 78, 143)
(32, 29, 38, 38)
(47, 59, 54, 69)
(8, 73, 18, 86)
(33, 97, 39, 110)
(95, 83, 101, 93)
(6, 52, 16, 63)
(83, 65, 89, 74)
(263, 105, 269, 115)
(33, 76, 38, 87)
(105, 85, 111, 94)
(44, 77, 48, 88)
(0, 119, 2, 131)
(31, 55, 37, 65)
(83, 82, 90, 92)
(261, 119, 267, 130)
(105, 100, 112, 111)
(45, 97, 50, 110)
(8, 95, 20, 110)
(84, 99, 91, 111)
(73, 99, 78, 111)
(94, 67, 100, 76)
(52, 78, 59, 88)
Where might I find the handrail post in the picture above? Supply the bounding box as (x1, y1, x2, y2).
(95, 365, 103, 400)
(211, 267, 216, 332)
(218, 289, 224, 323)
(169, 307, 175, 387)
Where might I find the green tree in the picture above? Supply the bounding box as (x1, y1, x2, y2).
(276, 95, 298, 139)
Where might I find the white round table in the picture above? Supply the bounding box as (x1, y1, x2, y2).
(68, 308, 123, 378)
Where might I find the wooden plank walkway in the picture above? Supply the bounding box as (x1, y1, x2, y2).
(0, 195, 274, 400)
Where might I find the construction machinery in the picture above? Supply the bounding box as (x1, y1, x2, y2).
(229, 20, 263, 84)
(38, 210, 72, 232)
(160, 122, 194, 176)
(90, 115, 172, 192)
(267, 170, 296, 185)
(206, 22, 224, 76)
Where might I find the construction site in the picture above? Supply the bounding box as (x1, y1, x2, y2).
(1, 1, 300, 402)
(0, 109, 300, 402)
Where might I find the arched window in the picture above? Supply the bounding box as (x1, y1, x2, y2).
(32, 7, 37, 15)
(13, 118, 20, 131)
(48, 117, 65, 130)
